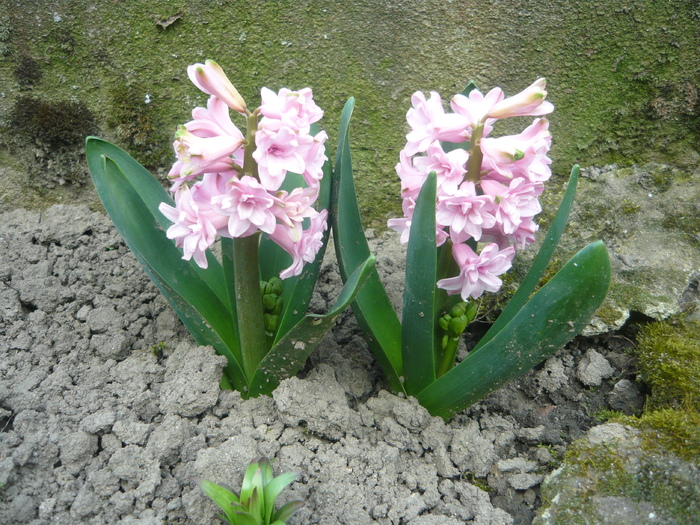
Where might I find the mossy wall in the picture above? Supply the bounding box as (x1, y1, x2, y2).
(1, 0, 698, 221)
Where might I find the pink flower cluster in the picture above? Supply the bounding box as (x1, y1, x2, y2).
(159, 61, 328, 279)
(388, 79, 554, 300)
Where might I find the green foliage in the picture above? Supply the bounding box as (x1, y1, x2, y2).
(86, 137, 374, 397)
(200, 457, 304, 525)
(332, 99, 611, 420)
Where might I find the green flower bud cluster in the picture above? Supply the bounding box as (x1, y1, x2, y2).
(439, 301, 477, 350)
(260, 277, 284, 333)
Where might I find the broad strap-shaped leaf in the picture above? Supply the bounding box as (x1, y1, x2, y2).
(331, 98, 405, 393)
(402, 171, 438, 395)
(248, 255, 376, 397)
(416, 240, 611, 419)
(473, 165, 581, 353)
(86, 146, 246, 387)
(85, 137, 230, 307)
(258, 163, 333, 345)
(199, 479, 240, 524)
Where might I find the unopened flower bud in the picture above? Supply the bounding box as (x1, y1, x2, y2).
(439, 315, 451, 331)
(263, 293, 277, 312)
(451, 302, 468, 318)
(188, 60, 247, 114)
(269, 277, 283, 296)
(272, 296, 283, 315)
(486, 78, 554, 119)
(264, 313, 279, 332)
(449, 316, 468, 336)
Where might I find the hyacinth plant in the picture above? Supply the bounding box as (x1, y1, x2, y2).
(200, 457, 303, 525)
(332, 80, 611, 420)
(86, 60, 375, 397)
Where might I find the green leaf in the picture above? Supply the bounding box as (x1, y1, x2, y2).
(258, 163, 333, 345)
(262, 472, 297, 523)
(85, 137, 229, 304)
(200, 479, 240, 524)
(271, 500, 305, 524)
(473, 165, 581, 353)
(330, 98, 405, 393)
(86, 145, 246, 388)
(248, 255, 376, 397)
(402, 171, 438, 395)
(417, 240, 611, 419)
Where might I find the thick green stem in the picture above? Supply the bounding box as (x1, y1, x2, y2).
(436, 337, 459, 378)
(466, 122, 485, 183)
(233, 234, 267, 386)
(244, 112, 259, 179)
(228, 110, 267, 390)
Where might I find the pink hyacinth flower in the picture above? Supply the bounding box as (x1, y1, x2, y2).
(210, 176, 278, 238)
(412, 141, 469, 196)
(158, 185, 227, 269)
(271, 210, 329, 279)
(273, 186, 320, 241)
(450, 86, 503, 132)
(253, 125, 312, 191)
(301, 130, 328, 188)
(259, 87, 323, 132)
(188, 60, 247, 114)
(486, 78, 554, 119)
(172, 126, 243, 179)
(480, 118, 551, 181)
(481, 178, 543, 236)
(186, 96, 245, 140)
(436, 181, 495, 244)
(437, 243, 515, 300)
(405, 91, 470, 155)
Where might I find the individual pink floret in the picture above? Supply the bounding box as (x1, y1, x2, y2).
(436, 181, 495, 244)
(172, 126, 243, 179)
(437, 243, 515, 300)
(450, 86, 503, 132)
(158, 185, 227, 269)
(405, 91, 470, 155)
(412, 141, 469, 196)
(270, 210, 329, 279)
(211, 176, 278, 238)
(253, 125, 312, 191)
(480, 118, 551, 181)
(481, 178, 543, 236)
(259, 87, 323, 132)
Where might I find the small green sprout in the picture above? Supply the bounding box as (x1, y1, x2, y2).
(200, 457, 304, 525)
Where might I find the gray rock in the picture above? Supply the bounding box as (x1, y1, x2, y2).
(576, 349, 614, 386)
(608, 379, 645, 414)
(562, 164, 700, 334)
(535, 422, 700, 524)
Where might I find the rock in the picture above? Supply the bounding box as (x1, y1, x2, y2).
(576, 349, 614, 386)
(608, 379, 645, 414)
(534, 422, 700, 524)
(561, 164, 700, 334)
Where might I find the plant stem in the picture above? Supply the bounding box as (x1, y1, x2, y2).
(232, 110, 267, 390)
(233, 234, 267, 388)
(436, 337, 459, 378)
(465, 121, 484, 183)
